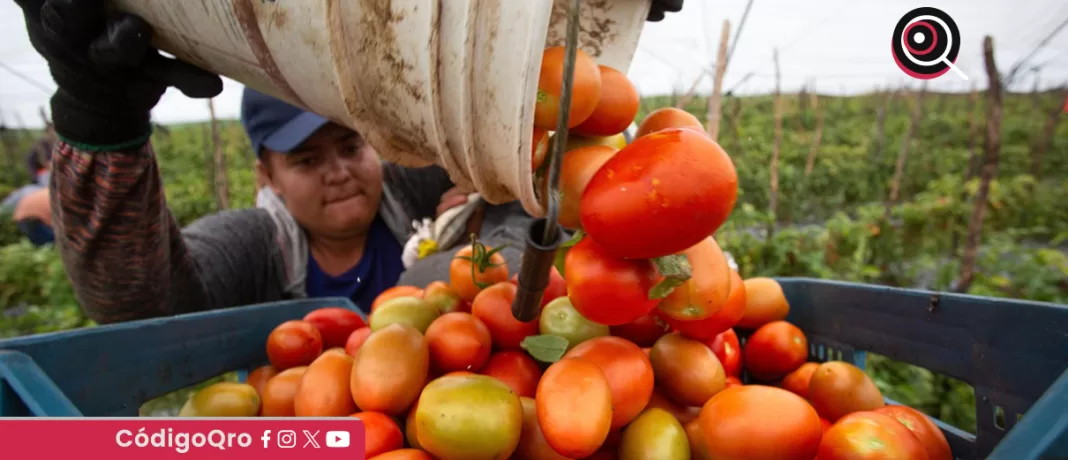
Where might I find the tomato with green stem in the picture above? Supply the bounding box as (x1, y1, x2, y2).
(449, 235, 509, 302)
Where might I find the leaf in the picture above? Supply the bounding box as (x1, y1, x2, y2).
(553, 230, 584, 278)
(520, 334, 569, 363)
(648, 254, 693, 299)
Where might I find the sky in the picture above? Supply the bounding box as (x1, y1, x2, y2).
(1, 0, 1066, 129)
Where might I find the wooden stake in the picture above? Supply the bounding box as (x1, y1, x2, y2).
(768, 48, 782, 238)
(957, 36, 1003, 293)
(804, 82, 824, 177)
(885, 84, 926, 219)
(1030, 85, 1066, 179)
(706, 20, 731, 141)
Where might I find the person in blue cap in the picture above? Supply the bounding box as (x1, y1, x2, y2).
(15, 0, 683, 324)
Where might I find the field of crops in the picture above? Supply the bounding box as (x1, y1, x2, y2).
(1, 90, 1065, 432)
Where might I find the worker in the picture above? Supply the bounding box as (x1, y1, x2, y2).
(15, 0, 684, 323)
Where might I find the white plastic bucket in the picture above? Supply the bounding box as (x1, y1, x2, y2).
(110, 0, 652, 217)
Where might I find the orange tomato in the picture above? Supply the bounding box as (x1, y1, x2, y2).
(635, 107, 703, 138)
(875, 405, 953, 460)
(808, 361, 885, 421)
(532, 128, 550, 171)
(266, 320, 323, 370)
(353, 411, 404, 458)
(369, 449, 434, 460)
(536, 358, 613, 459)
(303, 307, 367, 349)
(780, 362, 819, 399)
(663, 269, 746, 341)
(372, 286, 424, 312)
(658, 236, 732, 321)
(450, 242, 509, 302)
(697, 385, 823, 460)
(744, 321, 809, 381)
(294, 350, 357, 417)
(480, 350, 543, 398)
(564, 336, 655, 429)
(260, 366, 307, 417)
(422, 281, 465, 314)
(819, 412, 930, 460)
(580, 128, 739, 260)
(534, 46, 602, 130)
(737, 277, 790, 329)
(558, 145, 618, 229)
(344, 327, 372, 357)
(425, 312, 493, 373)
(470, 282, 540, 350)
(516, 397, 571, 460)
(246, 365, 279, 401)
(650, 333, 726, 407)
(571, 65, 640, 137)
(609, 311, 669, 348)
(350, 324, 430, 415)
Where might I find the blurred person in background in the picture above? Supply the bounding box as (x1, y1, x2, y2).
(0, 122, 56, 247)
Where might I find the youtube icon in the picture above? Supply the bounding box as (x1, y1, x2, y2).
(326, 431, 350, 448)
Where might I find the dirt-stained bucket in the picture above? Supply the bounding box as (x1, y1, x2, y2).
(111, 0, 652, 217)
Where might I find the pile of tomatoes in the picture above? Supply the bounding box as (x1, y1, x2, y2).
(177, 46, 952, 460)
(180, 267, 951, 460)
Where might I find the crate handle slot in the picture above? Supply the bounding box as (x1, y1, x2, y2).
(0, 351, 82, 416)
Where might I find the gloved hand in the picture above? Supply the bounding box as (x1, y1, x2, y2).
(648, 0, 684, 22)
(16, 0, 222, 150)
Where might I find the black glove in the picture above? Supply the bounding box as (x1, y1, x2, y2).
(16, 0, 222, 150)
(648, 0, 684, 22)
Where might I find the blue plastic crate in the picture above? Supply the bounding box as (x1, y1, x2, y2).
(0, 297, 362, 417)
(1, 282, 1066, 459)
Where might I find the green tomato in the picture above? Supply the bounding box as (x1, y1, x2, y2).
(538, 297, 608, 351)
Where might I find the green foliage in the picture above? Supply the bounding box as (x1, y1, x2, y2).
(0, 90, 1065, 426)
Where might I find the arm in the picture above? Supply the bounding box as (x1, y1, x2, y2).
(51, 141, 281, 324)
(381, 162, 457, 221)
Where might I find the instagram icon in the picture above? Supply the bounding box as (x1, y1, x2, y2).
(277, 430, 297, 449)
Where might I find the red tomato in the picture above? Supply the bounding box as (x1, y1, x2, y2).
(725, 376, 743, 388)
(819, 412, 930, 460)
(509, 266, 567, 309)
(579, 128, 738, 259)
(744, 321, 809, 381)
(658, 236, 732, 321)
(266, 320, 323, 370)
(480, 350, 543, 398)
(303, 307, 367, 349)
(662, 269, 746, 340)
(820, 418, 832, 435)
(875, 406, 953, 460)
(609, 311, 669, 348)
(706, 329, 742, 377)
(470, 282, 540, 349)
(564, 236, 661, 326)
(344, 327, 372, 357)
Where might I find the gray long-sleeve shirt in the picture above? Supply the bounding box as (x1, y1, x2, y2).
(49, 140, 535, 324)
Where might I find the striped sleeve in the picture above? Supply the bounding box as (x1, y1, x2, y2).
(48, 140, 208, 324)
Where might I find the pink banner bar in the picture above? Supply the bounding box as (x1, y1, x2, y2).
(0, 418, 366, 459)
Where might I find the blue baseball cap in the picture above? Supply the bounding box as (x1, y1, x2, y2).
(240, 87, 331, 157)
